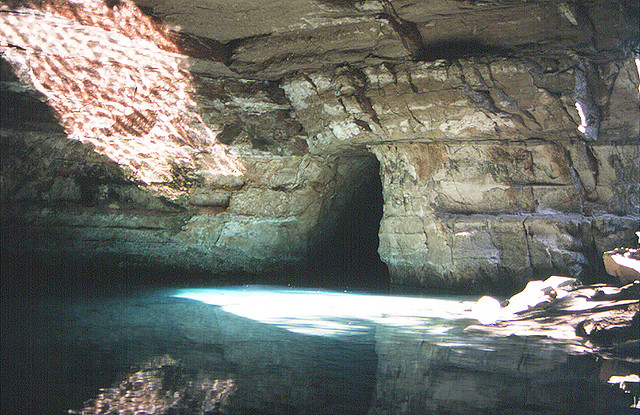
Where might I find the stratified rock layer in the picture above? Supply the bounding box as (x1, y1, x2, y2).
(282, 56, 639, 289)
(370, 140, 639, 290)
(1, 0, 639, 290)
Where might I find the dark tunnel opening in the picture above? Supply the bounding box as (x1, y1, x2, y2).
(306, 153, 389, 290)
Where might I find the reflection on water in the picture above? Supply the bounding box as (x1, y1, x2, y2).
(1, 285, 636, 414)
(73, 355, 235, 415)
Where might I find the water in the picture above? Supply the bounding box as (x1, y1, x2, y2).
(1, 284, 636, 414)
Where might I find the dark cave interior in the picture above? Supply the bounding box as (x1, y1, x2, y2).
(306, 153, 389, 290)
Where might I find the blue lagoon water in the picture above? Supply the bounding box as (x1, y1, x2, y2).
(1, 284, 636, 414)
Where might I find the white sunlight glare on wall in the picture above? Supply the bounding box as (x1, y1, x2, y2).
(0, 0, 243, 183)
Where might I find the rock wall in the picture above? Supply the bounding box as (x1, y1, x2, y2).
(283, 57, 640, 148)
(1, 0, 639, 291)
(371, 140, 639, 290)
(0, 124, 380, 283)
(281, 56, 639, 290)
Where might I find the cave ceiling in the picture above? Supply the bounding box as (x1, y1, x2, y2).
(131, 0, 639, 80)
(1, 0, 638, 182)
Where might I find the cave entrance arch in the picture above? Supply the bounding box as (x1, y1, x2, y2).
(308, 152, 389, 290)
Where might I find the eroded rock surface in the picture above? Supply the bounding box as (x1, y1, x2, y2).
(284, 57, 640, 148)
(1, 0, 639, 289)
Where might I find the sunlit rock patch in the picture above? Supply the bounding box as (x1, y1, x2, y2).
(603, 232, 640, 285)
(0, 0, 243, 184)
(468, 277, 639, 356)
(466, 275, 640, 408)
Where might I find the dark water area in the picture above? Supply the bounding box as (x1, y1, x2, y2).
(2, 276, 638, 415)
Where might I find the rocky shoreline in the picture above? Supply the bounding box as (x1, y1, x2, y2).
(468, 237, 640, 409)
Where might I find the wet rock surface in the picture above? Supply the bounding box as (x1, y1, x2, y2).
(468, 278, 639, 351)
(604, 244, 640, 285)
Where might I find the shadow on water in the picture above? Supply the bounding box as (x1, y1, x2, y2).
(2, 285, 380, 415)
(2, 283, 637, 415)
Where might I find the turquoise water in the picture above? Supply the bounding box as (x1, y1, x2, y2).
(1, 285, 635, 414)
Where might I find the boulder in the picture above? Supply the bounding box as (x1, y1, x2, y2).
(603, 231, 640, 285)
(603, 248, 640, 285)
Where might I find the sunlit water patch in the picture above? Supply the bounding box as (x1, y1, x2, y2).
(173, 286, 477, 337)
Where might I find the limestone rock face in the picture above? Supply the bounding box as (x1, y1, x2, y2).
(279, 53, 639, 288)
(1, 0, 639, 290)
(0, 125, 370, 279)
(283, 58, 606, 149)
(370, 141, 639, 290)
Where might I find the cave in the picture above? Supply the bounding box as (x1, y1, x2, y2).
(306, 153, 389, 289)
(1, 0, 638, 292)
(1, 1, 639, 414)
